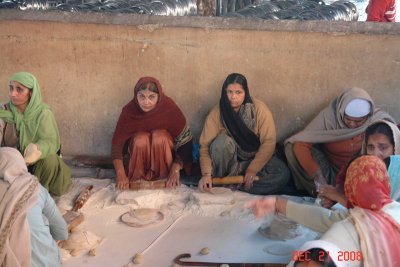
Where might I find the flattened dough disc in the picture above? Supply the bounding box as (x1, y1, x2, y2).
(209, 187, 232, 194)
(121, 208, 164, 227)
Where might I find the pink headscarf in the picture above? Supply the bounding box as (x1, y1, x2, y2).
(345, 155, 400, 267)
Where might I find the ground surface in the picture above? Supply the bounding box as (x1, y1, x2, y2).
(58, 178, 319, 267)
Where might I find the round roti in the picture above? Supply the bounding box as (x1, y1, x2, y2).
(121, 208, 164, 227)
(132, 208, 160, 221)
(208, 187, 232, 195)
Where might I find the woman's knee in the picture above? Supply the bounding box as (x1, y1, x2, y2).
(132, 132, 151, 148)
(36, 154, 59, 168)
(210, 134, 236, 156)
(151, 129, 172, 146)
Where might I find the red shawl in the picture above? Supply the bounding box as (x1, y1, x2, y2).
(112, 77, 188, 157)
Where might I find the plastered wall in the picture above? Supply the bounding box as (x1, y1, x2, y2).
(1, 10, 400, 157)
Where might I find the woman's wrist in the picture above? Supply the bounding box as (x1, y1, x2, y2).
(312, 170, 323, 180)
(171, 161, 182, 173)
(275, 197, 287, 216)
(275, 197, 280, 213)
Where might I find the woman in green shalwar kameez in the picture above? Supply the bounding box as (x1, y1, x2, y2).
(0, 72, 71, 196)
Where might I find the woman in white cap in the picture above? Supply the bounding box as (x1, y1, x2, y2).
(284, 87, 394, 196)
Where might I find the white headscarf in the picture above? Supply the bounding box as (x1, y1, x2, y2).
(0, 147, 29, 184)
(0, 147, 39, 267)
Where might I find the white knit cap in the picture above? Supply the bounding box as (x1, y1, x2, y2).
(345, 98, 371, 118)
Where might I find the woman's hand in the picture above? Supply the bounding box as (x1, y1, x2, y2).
(166, 162, 181, 189)
(24, 143, 42, 165)
(319, 196, 336, 209)
(313, 170, 328, 196)
(198, 175, 212, 192)
(116, 174, 129, 190)
(244, 197, 277, 219)
(319, 184, 347, 207)
(244, 171, 257, 191)
(113, 159, 129, 190)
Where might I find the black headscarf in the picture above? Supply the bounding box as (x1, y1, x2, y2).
(219, 73, 260, 153)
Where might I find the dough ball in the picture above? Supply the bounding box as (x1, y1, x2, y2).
(59, 230, 103, 251)
(200, 247, 210, 255)
(133, 253, 144, 264)
(58, 240, 66, 248)
(171, 264, 180, 267)
(220, 264, 229, 267)
(70, 249, 80, 256)
(88, 249, 97, 256)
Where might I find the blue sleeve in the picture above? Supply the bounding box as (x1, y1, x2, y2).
(41, 187, 68, 240)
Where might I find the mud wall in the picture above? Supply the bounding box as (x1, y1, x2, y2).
(1, 10, 399, 157)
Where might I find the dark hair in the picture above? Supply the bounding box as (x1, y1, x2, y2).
(365, 122, 394, 147)
(221, 73, 252, 104)
(294, 248, 337, 267)
(383, 156, 391, 169)
(137, 82, 158, 94)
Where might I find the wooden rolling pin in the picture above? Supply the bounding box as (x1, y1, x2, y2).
(63, 185, 93, 231)
(129, 176, 259, 190)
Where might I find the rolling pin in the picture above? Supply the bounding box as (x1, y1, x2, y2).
(129, 175, 259, 190)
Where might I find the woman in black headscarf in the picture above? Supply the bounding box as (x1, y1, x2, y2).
(198, 73, 290, 195)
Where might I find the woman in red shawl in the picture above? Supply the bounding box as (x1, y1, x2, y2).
(111, 77, 193, 190)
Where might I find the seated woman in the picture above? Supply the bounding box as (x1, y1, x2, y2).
(198, 73, 290, 195)
(285, 87, 394, 196)
(319, 120, 400, 207)
(111, 77, 193, 190)
(0, 147, 68, 267)
(0, 72, 71, 196)
(246, 155, 400, 267)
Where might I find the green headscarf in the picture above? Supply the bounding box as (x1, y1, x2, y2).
(0, 72, 60, 157)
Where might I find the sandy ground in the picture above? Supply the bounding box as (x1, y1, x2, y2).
(57, 178, 319, 267)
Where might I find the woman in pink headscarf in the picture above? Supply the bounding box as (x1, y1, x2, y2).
(246, 155, 400, 267)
